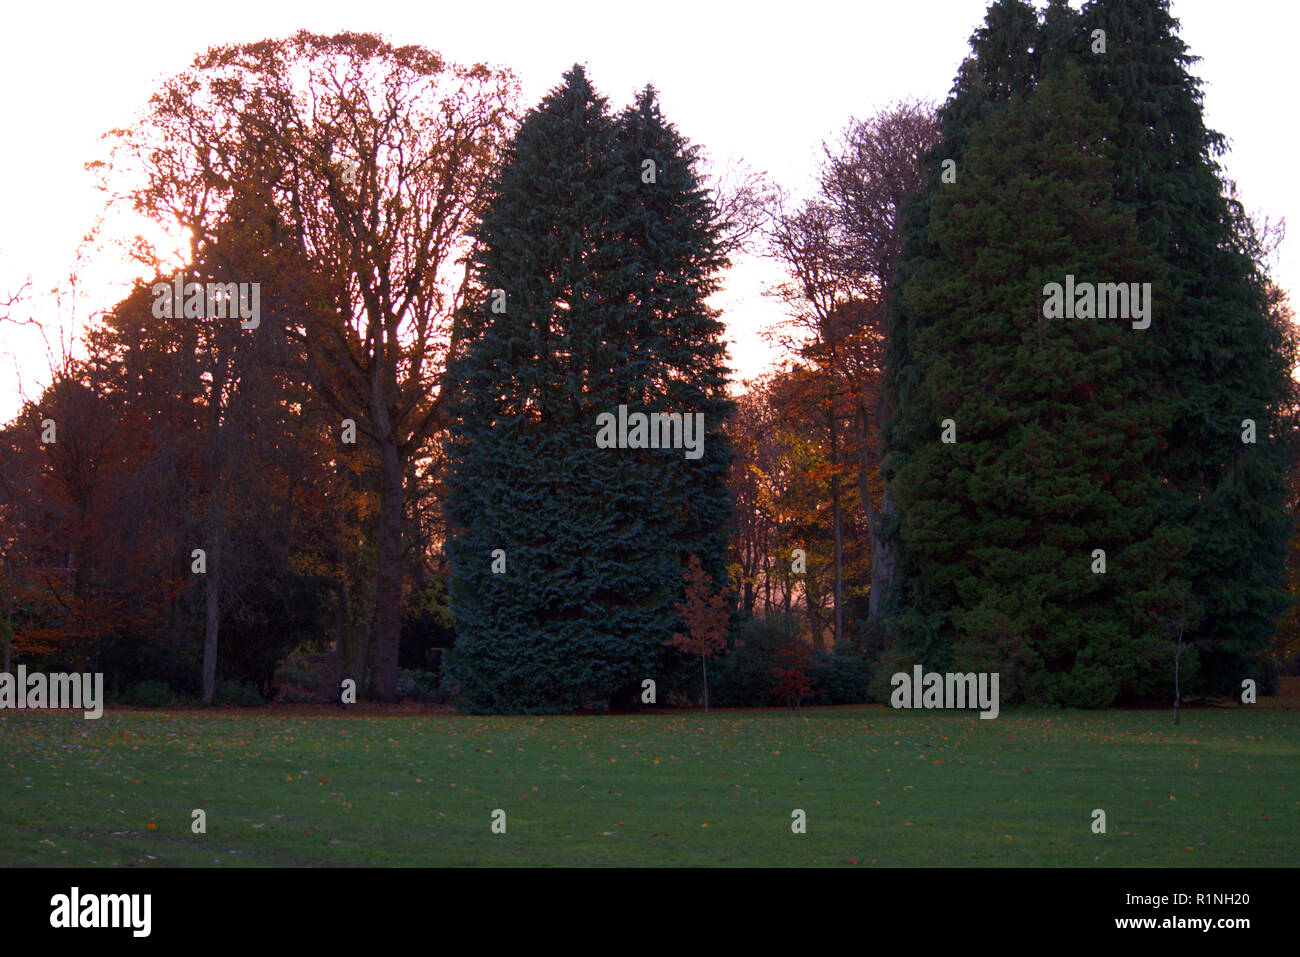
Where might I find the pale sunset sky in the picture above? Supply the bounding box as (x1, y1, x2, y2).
(0, 0, 1294, 421)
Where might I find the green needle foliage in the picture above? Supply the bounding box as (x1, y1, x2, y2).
(883, 0, 1292, 704)
(894, 64, 1188, 707)
(442, 66, 732, 714)
(1081, 0, 1293, 693)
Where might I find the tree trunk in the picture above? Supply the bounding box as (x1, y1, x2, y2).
(868, 486, 898, 623)
(2, 561, 13, 674)
(831, 477, 843, 649)
(1174, 628, 1183, 726)
(830, 400, 843, 651)
(334, 540, 346, 689)
(702, 656, 709, 712)
(335, 463, 372, 698)
(807, 579, 824, 651)
(858, 401, 897, 625)
(201, 524, 222, 705)
(200, 343, 230, 706)
(371, 437, 404, 702)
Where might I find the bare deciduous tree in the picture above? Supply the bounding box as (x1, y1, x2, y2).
(766, 101, 938, 634)
(707, 155, 777, 257)
(91, 32, 518, 701)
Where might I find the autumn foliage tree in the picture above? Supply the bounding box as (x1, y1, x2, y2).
(91, 31, 517, 701)
(669, 554, 732, 710)
(765, 103, 939, 646)
(768, 643, 820, 708)
(725, 367, 869, 647)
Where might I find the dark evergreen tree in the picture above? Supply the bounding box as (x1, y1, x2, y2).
(442, 67, 733, 714)
(613, 88, 734, 590)
(1080, 0, 1292, 693)
(882, 0, 1047, 648)
(884, 0, 1292, 700)
(892, 63, 1191, 706)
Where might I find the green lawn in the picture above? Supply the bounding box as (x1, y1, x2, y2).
(2, 702, 1296, 866)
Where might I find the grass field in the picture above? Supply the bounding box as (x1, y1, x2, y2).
(2, 690, 1297, 867)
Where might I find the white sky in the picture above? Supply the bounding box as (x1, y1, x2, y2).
(0, 0, 1295, 421)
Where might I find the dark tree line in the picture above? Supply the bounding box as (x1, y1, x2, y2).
(2, 5, 1296, 713)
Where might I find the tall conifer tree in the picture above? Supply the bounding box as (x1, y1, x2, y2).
(884, 0, 1292, 700)
(882, 0, 1046, 646)
(614, 88, 734, 589)
(1080, 0, 1292, 692)
(443, 68, 732, 713)
(892, 64, 1189, 706)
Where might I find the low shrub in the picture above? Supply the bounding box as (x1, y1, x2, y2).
(810, 650, 875, 705)
(769, 644, 821, 708)
(708, 615, 804, 707)
(275, 666, 321, 692)
(868, 647, 917, 704)
(215, 680, 265, 707)
(274, 683, 318, 704)
(397, 669, 444, 703)
(126, 679, 177, 708)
